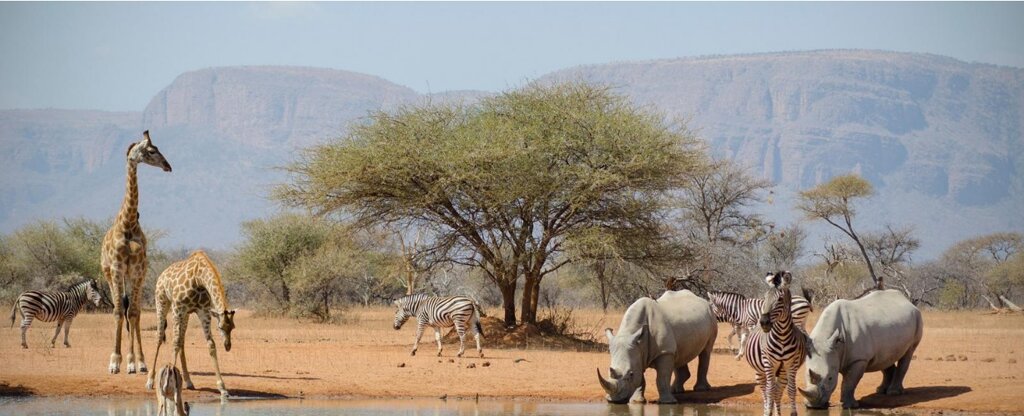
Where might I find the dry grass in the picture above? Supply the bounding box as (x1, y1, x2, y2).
(1, 307, 1022, 413)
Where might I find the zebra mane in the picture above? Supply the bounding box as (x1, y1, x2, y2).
(396, 293, 428, 306)
(708, 290, 749, 299)
(67, 279, 93, 291)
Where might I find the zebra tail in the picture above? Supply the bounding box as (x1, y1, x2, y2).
(9, 300, 17, 328)
(473, 305, 484, 338)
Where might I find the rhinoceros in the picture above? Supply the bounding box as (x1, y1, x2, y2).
(597, 289, 717, 404)
(799, 289, 923, 409)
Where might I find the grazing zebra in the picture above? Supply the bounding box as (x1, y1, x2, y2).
(743, 271, 807, 416)
(392, 293, 484, 358)
(709, 285, 812, 359)
(9, 279, 104, 349)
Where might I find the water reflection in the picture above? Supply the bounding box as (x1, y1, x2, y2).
(0, 398, 921, 416)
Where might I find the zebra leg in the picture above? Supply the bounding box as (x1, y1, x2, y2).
(785, 365, 799, 416)
(20, 315, 30, 348)
(726, 323, 737, 349)
(839, 361, 867, 409)
(411, 323, 424, 356)
(200, 311, 229, 398)
(62, 318, 73, 347)
(456, 325, 468, 358)
(433, 327, 444, 357)
(757, 370, 770, 416)
(474, 331, 483, 358)
(50, 320, 64, 348)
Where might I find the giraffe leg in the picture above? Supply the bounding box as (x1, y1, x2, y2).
(173, 311, 194, 390)
(131, 270, 148, 374)
(200, 311, 229, 398)
(147, 300, 170, 390)
(433, 327, 444, 357)
(62, 318, 73, 347)
(50, 320, 64, 348)
(108, 264, 125, 374)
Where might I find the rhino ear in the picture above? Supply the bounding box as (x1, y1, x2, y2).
(605, 328, 615, 343)
(828, 329, 844, 347)
(630, 325, 647, 346)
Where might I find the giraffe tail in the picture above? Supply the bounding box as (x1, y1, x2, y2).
(122, 294, 131, 333)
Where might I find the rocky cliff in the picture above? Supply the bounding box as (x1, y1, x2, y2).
(2, 51, 1021, 257)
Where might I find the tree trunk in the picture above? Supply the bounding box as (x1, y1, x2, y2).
(595, 261, 609, 312)
(520, 276, 539, 324)
(499, 281, 517, 327)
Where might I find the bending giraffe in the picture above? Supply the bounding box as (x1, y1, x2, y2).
(146, 250, 236, 398)
(102, 130, 172, 374)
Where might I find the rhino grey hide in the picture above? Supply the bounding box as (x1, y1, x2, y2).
(800, 289, 924, 409)
(598, 290, 717, 404)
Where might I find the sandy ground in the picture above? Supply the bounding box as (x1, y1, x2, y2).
(1, 307, 1022, 413)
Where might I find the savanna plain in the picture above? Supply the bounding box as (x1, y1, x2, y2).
(1, 308, 1021, 414)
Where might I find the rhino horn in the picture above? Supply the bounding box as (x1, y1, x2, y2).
(597, 368, 618, 394)
(798, 385, 819, 401)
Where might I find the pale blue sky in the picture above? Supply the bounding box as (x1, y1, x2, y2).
(2, 2, 1022, 111)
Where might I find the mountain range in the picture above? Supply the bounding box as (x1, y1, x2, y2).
(1, 50, 1021, 259)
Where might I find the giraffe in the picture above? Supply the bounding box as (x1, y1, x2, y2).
(146, 250, 236, 398)
(102, 130, 172, 374)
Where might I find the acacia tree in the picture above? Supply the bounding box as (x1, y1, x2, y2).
(276, 82, 702, 326)
(797, 174, 882, 288)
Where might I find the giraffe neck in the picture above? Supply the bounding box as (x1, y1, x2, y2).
(116, 161, 140, 231)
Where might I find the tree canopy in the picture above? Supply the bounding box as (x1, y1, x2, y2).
(276, 82, 704, 325)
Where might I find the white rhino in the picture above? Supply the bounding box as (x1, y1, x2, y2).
(799, 289, 923, 409)
(598, 290, 717, 404)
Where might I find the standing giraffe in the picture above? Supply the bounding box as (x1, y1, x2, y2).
(146, 250, 236, 398)
(102, 130, 172, 374)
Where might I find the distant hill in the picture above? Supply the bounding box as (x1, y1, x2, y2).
(1, 51, 1021, 258)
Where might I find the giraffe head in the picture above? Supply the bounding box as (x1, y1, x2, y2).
(127, 130, 172, 172)
(212, 309, 236, 351)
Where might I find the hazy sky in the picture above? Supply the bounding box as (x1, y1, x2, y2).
(2, 2, 1022, 112)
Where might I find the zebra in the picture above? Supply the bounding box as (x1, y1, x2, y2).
(9, 279, 104, 349)
(743, 271, 807, 416)
(709, 284, 812, 359)
(392, 293, 484, 358)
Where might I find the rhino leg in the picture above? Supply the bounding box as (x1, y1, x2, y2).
(876, 364, 896, 394)
(652, 355, 677, 404)
(673, 365, 690, 394)
(887, 351, 914, 395)
(694, 333, 714, 391)
(840, 361, 867, 409)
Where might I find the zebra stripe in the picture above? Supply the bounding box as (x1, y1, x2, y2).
(393, 293, 484, 358)
(9, 280, 103, 348)
(743, 271, 807, 416)
(708, 291, 812, 359)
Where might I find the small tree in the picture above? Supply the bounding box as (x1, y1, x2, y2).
(797, 174, 881, 288)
